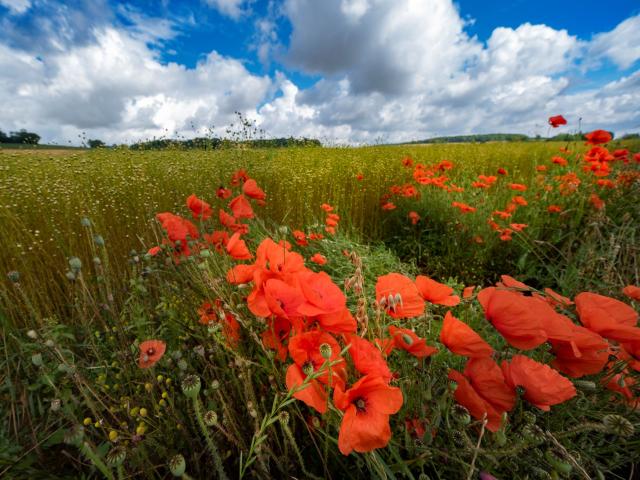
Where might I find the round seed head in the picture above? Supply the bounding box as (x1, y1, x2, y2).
(181, 375, 201, 399)
(602, 414, 634, 437)
(169, 454, 186, 477)
(106, 446, 126, 466)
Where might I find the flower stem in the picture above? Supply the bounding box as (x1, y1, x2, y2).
(79, 441, 114, 480)
(193, 396, 228, 480)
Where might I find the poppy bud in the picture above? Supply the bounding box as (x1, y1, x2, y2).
(80, 217, 91, 227)
(106, 446, 126, 466)
(302, 362, 314, 376)
(169, 454, 186, 477)
(181, 375, 201, 399)
(452, 404, 470, 425)
(319, 343, 332, 360)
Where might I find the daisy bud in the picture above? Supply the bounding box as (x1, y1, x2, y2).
(50, 399, 61, 412)
(319, 343, 332, 360)
(204, 411, 218, 426)
(602, 414, 634, 437)
(45, 339, 54, 347)
(106, 446, 126, 467)
(169, 454, 186, 477)
(211, 380, 220, 390)
(109, 430, 118, 441)
(181, 375, 201, 399)
(26, 329, 37, 339)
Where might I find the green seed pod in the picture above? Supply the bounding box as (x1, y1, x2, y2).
(181, 375, 201, 399)
(602, 414, 634, 437)
(169, 454, 186, 477)
(93, 235, 105, 247)
(106, 446, 126, 466)
(319, 343, 332, 360)
(68, 257, 82, 272)
(279, 411, 290, 425)
(452, 404, 471, 425)
(203, 411, 218, 426)
(451, 430, 466, 447)
(7, 270, 20, 283)
(573, 380, 596, 391)
(31, 353, 43, 366)
(64, 425, 85, 446)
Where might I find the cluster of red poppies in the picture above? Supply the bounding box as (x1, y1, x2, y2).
(441, 276, 640, 431)
(149, 169, 266, 262)
(380, 119, 640, 244)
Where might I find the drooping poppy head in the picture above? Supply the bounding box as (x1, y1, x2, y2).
(333, 375, 403, 455)
(464, 357, 516, 413)
(501, 355, 576, 411)
(550, 325, 609, 378)
(548, 115, 567, 128)
(375, 273, 425, 319)
(310, 253, 327, 265)
(138, 340, 166, 368)
(440, 311, 493, 358)
(388, 326, 438, 358)
(415, 276, 460, 306)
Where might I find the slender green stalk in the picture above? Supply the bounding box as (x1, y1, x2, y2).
(193, 396, 228, 480)
(78, 441, 114, 480)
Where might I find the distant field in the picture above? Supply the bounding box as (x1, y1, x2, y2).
(1, 140, 639, 323)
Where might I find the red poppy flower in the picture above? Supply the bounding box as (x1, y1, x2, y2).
(216, 186, 232, 199)
(229, 195, 254, 219)
(548, 115, 567, 128)
(408, 211, 420, 225)
(198, 300, 219, 325)
(138, 340, 166, 368)
(585, 130, 612, 145)
(310, 253, 327, 265)
(575, 292, 640, 343)
(551, 156, 568, 166)
(264, 279, 305, 320)
(589, 193, 605, 210)
(226, 232, 252, 260)
(381, 202, 396, 211)
(297, 271, 346, 317)
(550, 325, 609, 378)
(536, 165, 548, 172)
(477, 287, 548, 350)
(316, 308, 357, 334)
(388, 326, 437, 358)
(623, 285, 640, 301)
(230, 169, 249, 186)
(334, 375, 403, 455)
(186, 194, 212, 221)
(547, 205, 562, 213)
(262, 317, 291, 361)
(415, 276, 460, 306)
(497, 168, 508, 175)
(147, 246, 161, 256)
(452, 201, 476, 213)
(440, 311, 493, 358)
(508, 183, 527, 191)
(321, 203, 333, 212)
(375, 273, 425, 319)
(345, 334, 392, 382)
(501, 355, 576, 411)
(356, 173, 364, 181)
(448, 357, 515, 431)
(462, 286, 476, 299)
(242, 178, 266, 201)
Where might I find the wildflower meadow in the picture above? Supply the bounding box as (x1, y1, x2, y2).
(1, 124, 640, 480)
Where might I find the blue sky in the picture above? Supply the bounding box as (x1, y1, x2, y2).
(0, 0, 639, 144)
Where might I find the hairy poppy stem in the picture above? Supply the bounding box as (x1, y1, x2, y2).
(78, 441, 114, 480)
(193, 396, 228, 480)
